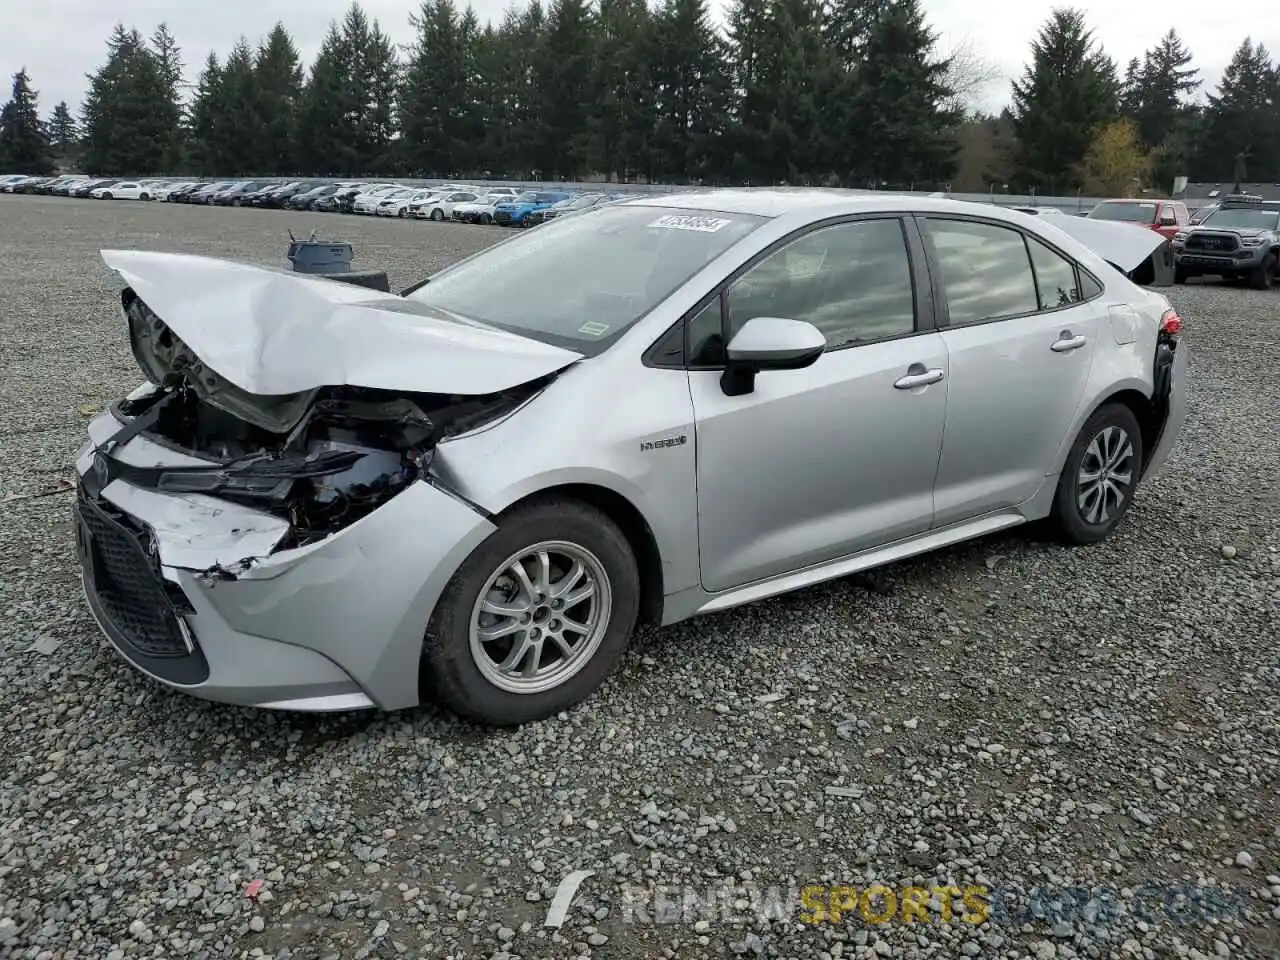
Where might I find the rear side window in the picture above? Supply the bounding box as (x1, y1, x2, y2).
(1026, 237, 1082, 309)
(926, 219, 1039, 324)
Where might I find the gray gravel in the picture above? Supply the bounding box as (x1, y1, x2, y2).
(0, 194, 1277, 960)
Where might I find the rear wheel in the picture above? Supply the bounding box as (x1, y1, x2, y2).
(397, 208, 408, 218)
(422, 498, 640, 726)
(1048, 403, 1144, 545)
(139, 193, 150, 201)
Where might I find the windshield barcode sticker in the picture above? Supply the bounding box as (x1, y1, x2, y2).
(648, 214, 732, 233)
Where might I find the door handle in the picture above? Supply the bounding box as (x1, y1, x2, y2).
(1051, 331, 1088, 352)
(893, 366, 945, 389)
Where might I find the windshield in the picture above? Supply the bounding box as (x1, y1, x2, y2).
(406, 204, 765, 353)
(1201, 207, 1280, 230)
(1088, 201, 1158, 223)
(512, 192, 537, 203)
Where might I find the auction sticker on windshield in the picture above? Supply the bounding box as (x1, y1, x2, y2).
(649, 214, 733, 233)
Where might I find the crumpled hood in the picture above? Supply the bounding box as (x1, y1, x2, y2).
(1034, 216, 1167, 273)
(101, 249, 582, 396)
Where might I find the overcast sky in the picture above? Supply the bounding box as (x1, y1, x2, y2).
(3, 0, 1270, 119)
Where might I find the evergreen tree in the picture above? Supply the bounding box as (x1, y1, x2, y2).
(648, 0, 733, 183)
(1120, 29, 1198, 148)
(361, 19, 400, 174)
(296, 23, 361, 175)
(729, 0, 837, 183)
(150, 24, 186, 170)
(0, 68, 55, 174)
(1195, 39, 1278, 182)
(400, 0, 471, 176)
(255, 24, 304, 175)
(47, 100, 77, 155)
(187, 53, 223, 174)
(80, 25, 178, 174)
(533, 0, 597, 178)
(591, 0, 654, 181)
(848, 0, 960, 188)
(1010, 7, 1119, 193)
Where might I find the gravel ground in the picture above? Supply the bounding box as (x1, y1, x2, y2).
(0, 194, 1276, 960)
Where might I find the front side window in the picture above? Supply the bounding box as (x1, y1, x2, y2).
(406, 204, 765, 353)
(927, 219, 1039, 324)
(726, 218, 916, 348)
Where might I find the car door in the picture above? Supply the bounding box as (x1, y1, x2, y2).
(921, 216, 1105, 527)
(686, 216, 949, 593)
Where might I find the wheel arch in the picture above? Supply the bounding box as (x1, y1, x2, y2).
(497, 483, 665, 627)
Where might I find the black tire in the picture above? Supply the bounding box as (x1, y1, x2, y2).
(101, 192, 112, 200)
(1250, 254, 1277, 290)
(398, 208, 408, 218)
(1173, 266, 1187, 284)
(139, 193, 150, 202)
(1048, 402, 1144, 545)
(422, 497, 640, 726)
(431, 208, 444, 221)
(480, 213, 492, 225)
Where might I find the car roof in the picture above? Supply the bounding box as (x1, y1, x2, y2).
(620, 188, 1056, 222)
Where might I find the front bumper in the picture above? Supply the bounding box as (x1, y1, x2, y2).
(1175, 248, 1264, 273)
(73, 408, 497, 711)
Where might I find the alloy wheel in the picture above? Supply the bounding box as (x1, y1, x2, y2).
(468, 541, 612, 695)
(1076, 425, 1135, 525)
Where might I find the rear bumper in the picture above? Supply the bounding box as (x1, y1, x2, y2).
(73, 409, 497, 711)
(1144, 340, 1189, 480)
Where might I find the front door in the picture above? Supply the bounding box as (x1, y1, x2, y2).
(688, 217, 949, 593)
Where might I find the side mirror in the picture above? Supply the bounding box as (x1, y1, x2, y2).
(720, 316, 825, 397)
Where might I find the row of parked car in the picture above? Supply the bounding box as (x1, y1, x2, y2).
(1, 172, 643, 228)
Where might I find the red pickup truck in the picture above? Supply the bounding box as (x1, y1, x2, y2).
(1086, 198, 1190, 240)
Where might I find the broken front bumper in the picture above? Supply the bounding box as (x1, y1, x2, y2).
(73, 409, 497, 711)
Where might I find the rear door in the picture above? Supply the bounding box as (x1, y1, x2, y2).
(921, 216, 1106, 526)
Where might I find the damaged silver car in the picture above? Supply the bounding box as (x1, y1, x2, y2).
(74, 192, 1188, 725)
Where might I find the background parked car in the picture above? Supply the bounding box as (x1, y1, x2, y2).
(74, 178, 119, 198)
(254, 182, 306, 207)
(372, 187, 424, 217)
(451, 192, 510, 224)
(417, 189, 481, 221)
(493, 190, 571, 226)
(526, 192, 611, 225)
(212, 180, 277, 206)
(90, 180, 158, 201)
(286, 182, 339, 210)
(1087, 198, 1189, 240)
(352, 185, 407, 215)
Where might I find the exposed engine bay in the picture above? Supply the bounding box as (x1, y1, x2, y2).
(97, 291, 547, 550)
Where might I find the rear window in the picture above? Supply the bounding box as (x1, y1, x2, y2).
(1088, 202, 1158, 224)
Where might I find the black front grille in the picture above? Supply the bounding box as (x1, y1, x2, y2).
(76, 490, 189, 658)
(1186, 233, 1239, 253)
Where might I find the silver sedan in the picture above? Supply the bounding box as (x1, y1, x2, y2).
(74, 191, 1187, 725)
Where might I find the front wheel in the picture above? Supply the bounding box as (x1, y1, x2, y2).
(1048, 403, 1144, 545)
(398, 208, 407, 218)
(431, 208, 444, 221)
(101, 192, 112, 200)
(1249, 254, 1276, 290)
(422, 497, 640, 726)
(479, 213, 492, 225)
(1174, 266, 1187, 284)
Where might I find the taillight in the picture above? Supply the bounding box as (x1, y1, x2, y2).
(1160, 309, 1182, 336)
